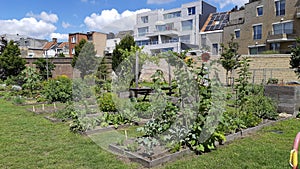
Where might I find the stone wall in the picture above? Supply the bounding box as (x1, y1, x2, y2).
(139, 54, 298, 84)
(25, 58, 80, 79)
(265, 85, 300, 116)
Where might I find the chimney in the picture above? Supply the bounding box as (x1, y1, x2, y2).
(52, 38, 57, 43)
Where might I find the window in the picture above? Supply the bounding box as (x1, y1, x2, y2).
(257, 6, 263, 16)
(138, 27, 148, 36)
(156, 23, 174, 31)
(273, 21, 293, 34)
(234, 29, 240, 39)
(71, 36, 76, 43)
(71, 48, 75, 54)
(275, 0, 285, 16)
(141, 16, 148, 23)
(253, 24, 262, 40)
(163, 11, 181, 19)
(182, 20, 193, 31)
(188, 7, 196, 15)
(270, 43, 280, 51)
(212, 43, 218, 55)
(180, 35, 190, 43)
(249, 46, 265, 55)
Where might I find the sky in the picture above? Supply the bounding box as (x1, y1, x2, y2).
(0, 0, 247, 41)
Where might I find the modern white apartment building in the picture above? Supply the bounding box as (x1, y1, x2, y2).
(134, 0, 216, 55)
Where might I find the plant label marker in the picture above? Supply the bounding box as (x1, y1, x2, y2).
(125, 130, 128, 140)
(54, 103, 56, 109)
(33, 106, 35, 112)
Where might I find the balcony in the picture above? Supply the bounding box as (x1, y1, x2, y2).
(267, 30, 297, 42)
(146, 29, 179, 37)
(297, 7, 300, 18)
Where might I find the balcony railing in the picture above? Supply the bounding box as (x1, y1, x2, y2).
(267, 29, 297, 41)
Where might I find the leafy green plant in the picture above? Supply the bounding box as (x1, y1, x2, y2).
(21, 67, 42, 97)
(137, 137, 159, 156)
(52, 102, 74, 121)
(42, 75, 72, 103)
(98, 92, 117, 112)
(13, 96, 25, 105)
(125, 142, 139, 152)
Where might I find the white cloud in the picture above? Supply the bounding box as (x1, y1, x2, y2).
(26, 11, 58, 23)
(84, 8, 151, 33)
(147, 0, 175, 4)
(213, 0, 248, 9)
(0, 17, 56, 39)
(62, 21, 71, 28)
(50, 33, 69, 40)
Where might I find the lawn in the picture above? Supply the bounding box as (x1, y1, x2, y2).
(0, 98, 299, 169)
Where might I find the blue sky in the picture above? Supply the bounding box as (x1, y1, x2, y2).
(0, 0, 246, 41)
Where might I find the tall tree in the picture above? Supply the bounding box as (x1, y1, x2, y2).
(75, 42, 98, 79)
(290, 38, 300, 78)
(112, 34, 136, 71)
(220, 35, 241, 86)
(33, 58, 56, 80)
(0, 40, 26, 80)
(71, 39, 87, 67)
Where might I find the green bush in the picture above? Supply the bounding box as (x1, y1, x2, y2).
(97, 92, 117, 112)
(42, 75, 72, 103)
(244, 94, 278, 120)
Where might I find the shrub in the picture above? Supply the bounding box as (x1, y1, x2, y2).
(244, 93, 278, 120)
(97, 92, 117, 112)
(42, 76, 72, 103)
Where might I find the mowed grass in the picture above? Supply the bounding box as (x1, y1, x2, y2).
(0, 99, 137, 169)
(0, 98, 299, 169)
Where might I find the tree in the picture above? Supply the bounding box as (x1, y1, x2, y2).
(220, 35, 241, 86)
(112, 34, 136, 71)
(0, 40, 26, 80)
(71, 39, 87, 67)
(290, 38, 300, 78)
(33, 58, 56, 80)
(75, 42, 98, 79)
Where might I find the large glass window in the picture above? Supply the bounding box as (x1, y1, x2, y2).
(163, 11, 181, 19)
(188, 7, 196, 15)
(138, 27, 148, 36)
(253, 24, 262, 40)
(156, 23, 174, 31)
(180, 35, 190, 43)
(275, 0, 285, 16)
(141, 16, 148, 23)
(257, 6, 263, 16)
(182, 20, 193, 31)
(273, 21, 293, 34)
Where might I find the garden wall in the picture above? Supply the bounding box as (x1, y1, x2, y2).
(139, 54, 298, 84)
(264, 85, 300, 116)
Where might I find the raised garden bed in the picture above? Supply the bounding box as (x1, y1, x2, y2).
(108, 116, 292, 168)
(265, 85, 300, 116)
(80, 118, 150, 135)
